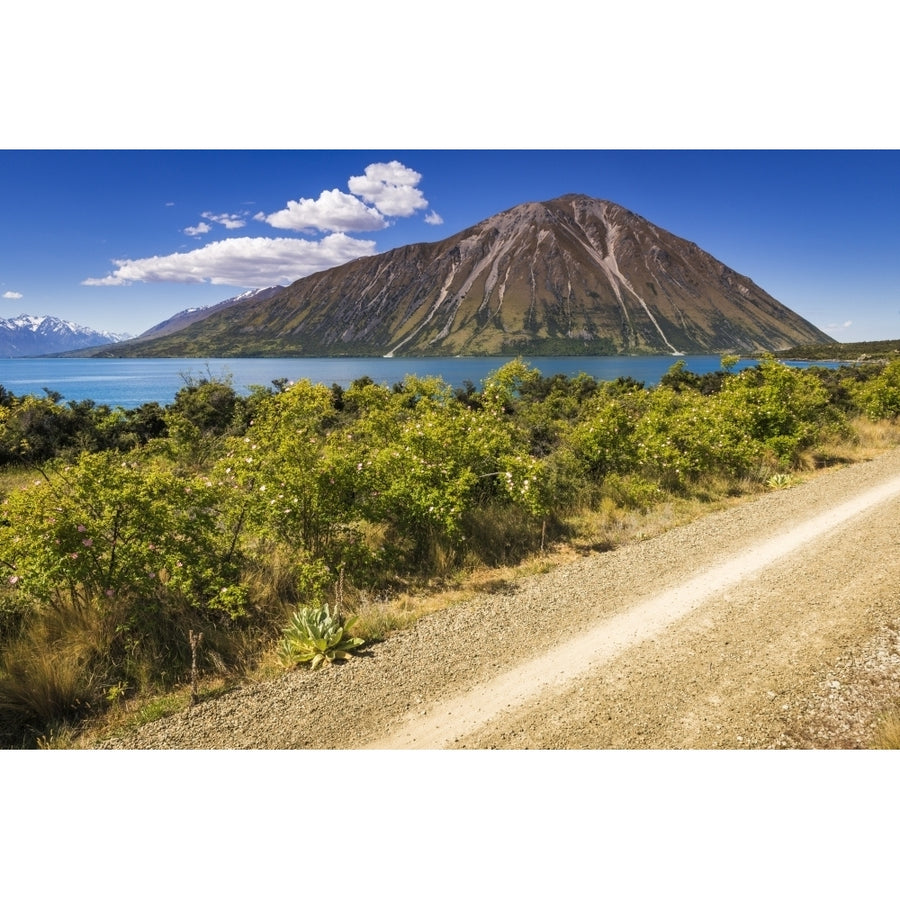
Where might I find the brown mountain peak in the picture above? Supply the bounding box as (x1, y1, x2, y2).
(108, 195, 835, 358)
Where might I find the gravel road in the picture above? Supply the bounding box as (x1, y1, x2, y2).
(99, 446, 900, 750)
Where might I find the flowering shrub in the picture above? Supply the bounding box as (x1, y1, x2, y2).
(716, 357, 832, 465)
(347, 370, 551, 558)
(852, 358, 900, 420)
(568, 392, 642, 479)
(216, 380, 351, 559)
(0, 451, 247, 622)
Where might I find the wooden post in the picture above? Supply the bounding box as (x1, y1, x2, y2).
(335, 564, 345, 618)
(189, 629, 203, 706)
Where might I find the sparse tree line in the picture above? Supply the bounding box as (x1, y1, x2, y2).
(1, 356, 899, 746)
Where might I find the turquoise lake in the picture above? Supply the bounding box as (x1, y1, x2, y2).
(0, 356, 839, 408)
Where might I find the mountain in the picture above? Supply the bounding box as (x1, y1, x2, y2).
(131, 286, 286, 342)
(97, 195, 836, 358)
(0, 314, 131, 357)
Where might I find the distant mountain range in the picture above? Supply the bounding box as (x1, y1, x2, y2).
(93, 195, 835, 358)
(20, 287, 286, 359)
(0, 315, 131, 358)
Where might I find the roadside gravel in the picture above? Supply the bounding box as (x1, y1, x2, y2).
(98, 446, 900, 750)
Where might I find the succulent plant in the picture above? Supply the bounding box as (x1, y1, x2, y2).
(278, 603, 364, 670)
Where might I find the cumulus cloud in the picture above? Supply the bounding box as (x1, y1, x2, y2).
(184, 222, 212, 237)
(86, 160, 435, 289)
(185, 212, 246, 237)
(827, 320, 853, 329)
(261, 189, 387, 233)
(348, 161, 429, 217)
(82, 234, 377, 288)
(202, 211, 246, 230)
(3, 290, 23, 300)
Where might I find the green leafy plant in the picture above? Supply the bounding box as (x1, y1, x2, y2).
(766, 472, 796, 489)
(278, 603, 364, 670)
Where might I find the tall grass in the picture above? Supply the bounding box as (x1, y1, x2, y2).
(0, 604, 105, 745)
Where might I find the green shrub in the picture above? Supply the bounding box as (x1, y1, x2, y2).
(0, 449, 253, 716)
(718, 357, 833, 465)
(852, 359, 900, 420)
(1, 452, 247, 620)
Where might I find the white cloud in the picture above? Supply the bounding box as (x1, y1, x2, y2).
(84, 160, 434, 292)
(262, 189, 387, 233)
(82, 234, 377, 288)
(202, 211, 246, 230)
(827, 320, 853, 329)
(3, 290, 24, 300)
(184, 212, 246, 237)
(184, 222, 212, 237)
(348, 161, 429, 217)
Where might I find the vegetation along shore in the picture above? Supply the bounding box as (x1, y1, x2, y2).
(1, 354, 899, 748)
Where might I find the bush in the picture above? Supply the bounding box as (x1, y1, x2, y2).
(1, 452, 246, 619)
(0, 450, 251, 706)
(853, 359, 900, 420)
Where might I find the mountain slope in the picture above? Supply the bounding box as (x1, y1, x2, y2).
(0, 315, 130, 357)
(101, 195, 835, 358)
(131, 286, 285, 342)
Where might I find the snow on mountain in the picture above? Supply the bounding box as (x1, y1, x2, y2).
(0, 314, 132, 357)
(132, 286, 285, 342)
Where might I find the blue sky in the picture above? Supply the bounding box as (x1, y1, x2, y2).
(2, 149, 898, 341)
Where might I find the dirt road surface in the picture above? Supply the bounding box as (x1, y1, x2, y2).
(101, 445, 900, 750)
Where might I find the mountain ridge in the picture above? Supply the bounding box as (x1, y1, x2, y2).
(93, 195, 835, 358)
(131, 286, 286, 342)
(0, 314, 130, 357)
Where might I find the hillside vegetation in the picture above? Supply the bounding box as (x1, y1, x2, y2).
(1, 355, 900, 747)
(777, 338, 900, 361)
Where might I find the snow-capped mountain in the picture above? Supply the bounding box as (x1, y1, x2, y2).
(131, 286, 286, 341)
(0, 314, 131, 357)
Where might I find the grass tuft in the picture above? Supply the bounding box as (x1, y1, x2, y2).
(871, 707, 900, 750)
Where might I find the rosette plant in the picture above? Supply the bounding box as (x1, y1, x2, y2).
(278, 603, 364, 670)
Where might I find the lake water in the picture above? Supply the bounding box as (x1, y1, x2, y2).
(0, 356, 838, 408)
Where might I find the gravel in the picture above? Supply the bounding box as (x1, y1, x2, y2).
(97, 445, 900, 750)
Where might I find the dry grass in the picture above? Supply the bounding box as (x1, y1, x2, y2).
(0, 609, 103, 745)
(806, 416, 900, 467)
(345, 586, 467, 643)
(871, 708, 900, 749)
(47, 674, 237, 748)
